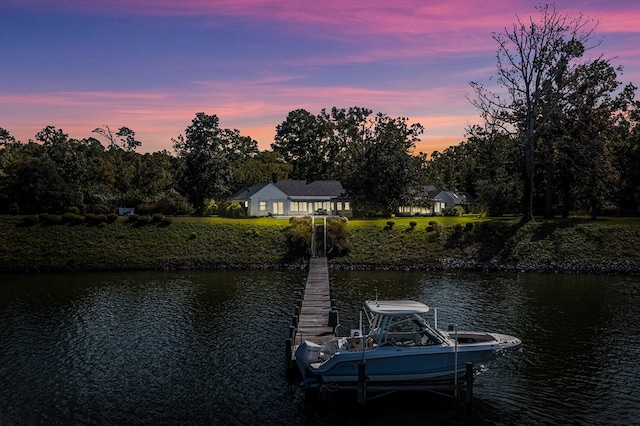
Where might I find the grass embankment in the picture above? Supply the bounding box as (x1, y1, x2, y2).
(331, 217, 640, 273)
(0, 216, 294, 273)
(1, 215, 639, 274)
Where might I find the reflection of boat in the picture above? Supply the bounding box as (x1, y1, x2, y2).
(294, 300, 521, 388)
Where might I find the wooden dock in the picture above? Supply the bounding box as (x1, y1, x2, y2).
(292, 256, 337, 346)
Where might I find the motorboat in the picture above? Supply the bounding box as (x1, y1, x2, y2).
(294, 299, 521, 388)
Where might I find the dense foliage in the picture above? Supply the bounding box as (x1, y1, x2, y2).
(466, 4, 639, 220)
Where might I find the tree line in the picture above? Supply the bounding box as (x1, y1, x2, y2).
(0, 107, 424, 217)
(1, 5, 638, 219)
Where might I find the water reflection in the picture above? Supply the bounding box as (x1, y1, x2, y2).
(1, 270, 639, 425)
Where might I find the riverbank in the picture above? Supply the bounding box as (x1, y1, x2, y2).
(1, 216, 639, 274)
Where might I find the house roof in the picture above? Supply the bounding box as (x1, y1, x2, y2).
(406, 185, 475, 204)
(231, 183, 268, 199)
(231, 179, 346, 199)
(438, 190, 475, 204)
(273, 180, 345, 197)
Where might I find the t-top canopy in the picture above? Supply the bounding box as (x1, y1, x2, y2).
(365, 300, 430, 315)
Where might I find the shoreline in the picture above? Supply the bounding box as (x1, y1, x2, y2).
(330, 258, 640, 275)
(2, 216, 639, 276)
(7, 259, 638, 275)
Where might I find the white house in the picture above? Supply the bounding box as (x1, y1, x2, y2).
(230, 175, 350, 217)
(397, 185, 446, 216)
(397, 185, 475, 215)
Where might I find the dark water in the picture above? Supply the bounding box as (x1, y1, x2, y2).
(1, 270, 639, 425)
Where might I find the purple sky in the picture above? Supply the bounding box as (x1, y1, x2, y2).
(2, 0, 639, 154)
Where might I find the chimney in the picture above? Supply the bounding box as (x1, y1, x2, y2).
(272, 171, 278, 183)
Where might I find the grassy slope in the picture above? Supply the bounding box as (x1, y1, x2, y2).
(1, 215, 639, 273)
(334, 217, 640, 272)
(0, 217, 294, 273)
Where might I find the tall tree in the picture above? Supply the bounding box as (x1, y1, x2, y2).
(115, 127, 141, 153)
(469, 4, 598, 222)
(92, 125, 139, 194)
(173, 112, 258, 214)
(559, 61, 636, 218)
(611, 102, 640, 215)
(321, 106, 373, 180)
(273, 107, 423, 215)
(232, 150, 292, 190)
(344, 113, 423, 215)
(272, 109, 332, 180)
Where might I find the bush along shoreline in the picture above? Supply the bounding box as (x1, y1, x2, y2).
(1, 215, 639, 275)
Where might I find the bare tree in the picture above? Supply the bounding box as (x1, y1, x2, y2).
(469, 4, 599, 222)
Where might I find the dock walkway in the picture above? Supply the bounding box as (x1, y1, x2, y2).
(293, 256, 337, 346)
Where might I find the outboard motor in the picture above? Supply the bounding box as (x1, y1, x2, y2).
(294, 341, 321, 377)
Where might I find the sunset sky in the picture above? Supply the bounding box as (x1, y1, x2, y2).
(2, 0, 639, 155)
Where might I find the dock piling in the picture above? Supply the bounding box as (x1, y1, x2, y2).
(465, 362, 474, 412)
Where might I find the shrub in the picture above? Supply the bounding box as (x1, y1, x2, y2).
(223, 201, 245, 218)
(85, 214, 108, 226)
(107, 213, 119, 223)
(384, 220, 395, 231)
(409, 221, 417, 229)
(443, 206, 464, 216)
(285, 216, 312, 258)
(22, 215, 39, 226)
(40, 213, 61, 225)
(326, 217, 353, 257)
(426, 221, 443, 233)
(465, 222, 474, 232)
(156, 192, 193, 216)
(203, 199, 218, 216)
(159, 217, 172, 227)
(85, 213, 96, 225)
(62, 212, 84, 225)
(128, 214, 140, 223)
(151, 213, 165, 224)
(188, 232, 197, 240)
(134, 216, 150, 226)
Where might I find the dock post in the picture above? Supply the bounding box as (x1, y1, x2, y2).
(328, 309, 339, 329)
(357, 362, 367, 406)
(285, 338, 293, 369)
(465, 362, 473, 412)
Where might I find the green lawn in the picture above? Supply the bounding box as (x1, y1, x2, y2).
(1, 214, 639, 273)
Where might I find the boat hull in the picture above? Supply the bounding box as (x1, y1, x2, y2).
(295, 332, 521, 387)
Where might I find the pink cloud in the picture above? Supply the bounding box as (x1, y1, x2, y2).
(1, 78, 475, 153)
(10, 0, 638, 37)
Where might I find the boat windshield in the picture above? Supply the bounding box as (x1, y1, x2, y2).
(370, 313, 446, 346)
